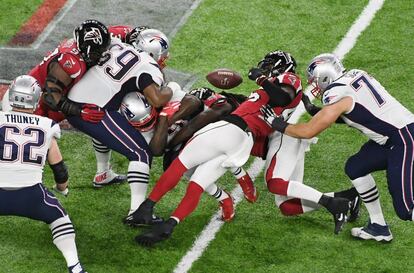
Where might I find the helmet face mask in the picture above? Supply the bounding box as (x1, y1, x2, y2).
(74, 19, 110, 67)
(307, 53, 345, 98)
(189, 87, 215, 101)
(120, 92, 158, 132)
(258, 50, 297, 77)
(125, 26, 150, 45)
(132, 29, 170, 69)
(8, 75, 41, 110)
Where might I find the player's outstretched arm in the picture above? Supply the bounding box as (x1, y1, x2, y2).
(149, 115, 170, 156)
(169, 94, 202, 125)
(285, 97, 352, 138)
(48, 138, 69, 196)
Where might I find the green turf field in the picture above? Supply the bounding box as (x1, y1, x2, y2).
(1, 0, 414, 272)
(0, 0, 43, 44)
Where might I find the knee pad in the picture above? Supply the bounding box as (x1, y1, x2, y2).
(267, 178, 289, 195)
(278, 199, 303, 216)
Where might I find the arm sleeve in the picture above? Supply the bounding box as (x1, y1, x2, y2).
(261, 79, 292, 107)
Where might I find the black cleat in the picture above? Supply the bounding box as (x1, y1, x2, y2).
(123, 199, 162, 227)
(135, 218, 177, 247)
(320, 195, 350, 234)
(348, 195, 361, 223)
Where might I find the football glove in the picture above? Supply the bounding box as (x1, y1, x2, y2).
(81, 103, 105, 123)
(159, 101, 181, 118)
(248, 67, 267, 86)
(259, 104, 288, 133)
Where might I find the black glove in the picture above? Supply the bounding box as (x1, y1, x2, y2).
(301, 94, 321, 116)
(248, 68, 267, 86)
(260, 105, 288, 133)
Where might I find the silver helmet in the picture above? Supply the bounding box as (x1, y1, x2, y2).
(132, 28, 170, 69)
(306, 53, 345, 97)
(120, 92, 158, 131)
(8, 75, 41, 109)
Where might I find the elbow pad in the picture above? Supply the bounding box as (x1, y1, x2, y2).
(50, 160, 69, 184)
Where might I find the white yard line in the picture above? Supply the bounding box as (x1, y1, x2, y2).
(174, 1, 385, 272)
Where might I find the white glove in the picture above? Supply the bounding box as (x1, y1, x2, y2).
(53, 185, 69, 197)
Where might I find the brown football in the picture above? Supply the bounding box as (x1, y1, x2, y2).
(206, 68, 243, 89)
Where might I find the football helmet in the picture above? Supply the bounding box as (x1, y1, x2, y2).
(8, 75, 41, 109)
(133, 28, 170, 69)
(120, 92, 158, 131)
(189, 87, 215, 101)
(257, 50, 297, 77)
(74, 19, 110, 67)
(307, 53, 345, 97)
(125, 25, 150, 45)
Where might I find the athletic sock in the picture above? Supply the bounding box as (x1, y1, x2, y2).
(49, 215, 79, 267)
(172, 181, 204, 221)
(149, 158, 188, 202)
(128, 161, 150, 214)
(231, 167, 246, 179)
(92, 138, 111, 173)
(352, 174, 386, 225)
(204, 184, 229, 202)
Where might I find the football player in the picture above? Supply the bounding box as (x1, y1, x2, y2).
(121, 86, 254, 223)
(66, 28, 173, 223)
(133, 70, 351, 246)
(253, 51, 360, 225)
(1, 19, 127, 188)
(0, 76, 86, 273)
(264, 53, 414, 242)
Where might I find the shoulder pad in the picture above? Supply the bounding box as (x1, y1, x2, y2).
(322, 83, 353, 105)
(57, 53, 85, 79)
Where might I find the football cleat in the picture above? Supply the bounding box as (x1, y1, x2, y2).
(135, 218, 177, 247)
(93, 169, 127, 188)
(348, 195, 362, 222)
(351, 221, 393, 242)
(237, 174, 258, 203)
(123, 200, 163, 227)
(219, 192, 235, 222)
(68, 262, 87, 273)
(323, 196, 350, 234)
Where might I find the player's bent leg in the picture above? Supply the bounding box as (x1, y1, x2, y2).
(126, 158, 188, 227)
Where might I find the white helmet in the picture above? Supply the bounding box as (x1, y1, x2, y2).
(120, 92, 158, 131)
(8, 75, 41, 109)
(133, 28, 169, 69)
(306, 53, 345, 97)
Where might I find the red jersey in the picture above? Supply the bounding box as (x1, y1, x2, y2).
(232, 72, 302, 139)
(203, 93, 227, 109)
(29, 39, 87, 121)
(108, 25, 132, 42)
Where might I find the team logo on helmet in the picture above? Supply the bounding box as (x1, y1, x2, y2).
(84, 27, 103, 45)
(150, 35, 169, 50)
(120, 103, 136, 119)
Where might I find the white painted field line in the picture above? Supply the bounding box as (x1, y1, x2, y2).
(174, 0, 385, 272)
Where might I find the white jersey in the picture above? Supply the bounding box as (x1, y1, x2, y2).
(322, 69, 414, 145)
(0, 111, 61, 188)
(68, 39, 164, 109)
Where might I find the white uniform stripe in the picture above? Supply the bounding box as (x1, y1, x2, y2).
(101, 119, 141, 161)
(398, 130, 410, 212)
(106, 112, 150, 161)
